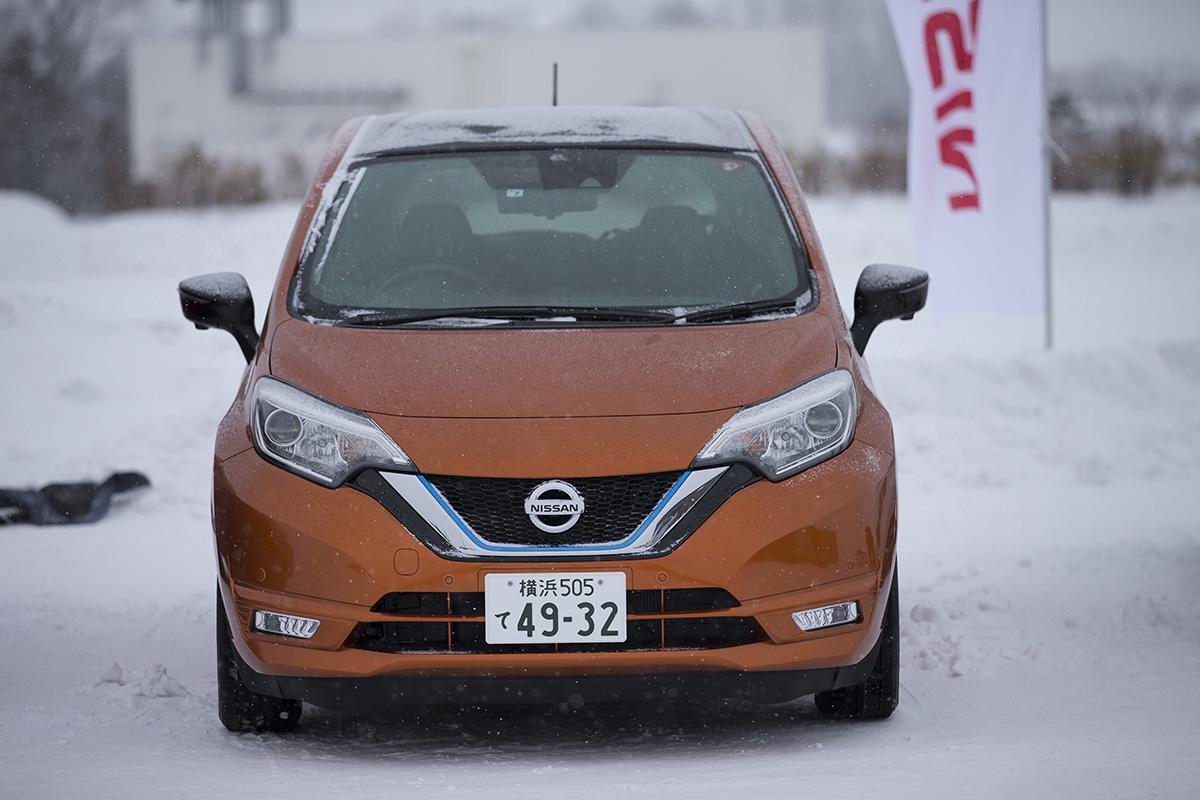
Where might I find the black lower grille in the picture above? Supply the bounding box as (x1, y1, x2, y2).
(424, 472, 682, 547)
(356, 588, 754, 654)
(372, 588, 739, 617)
(348, 617, 765, 654)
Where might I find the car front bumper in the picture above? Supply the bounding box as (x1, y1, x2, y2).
(229, 613, 888, 708)
(213, 437, 897, 693)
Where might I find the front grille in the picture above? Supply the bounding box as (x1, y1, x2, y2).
(352, 588, 757, 654)
(348, 617, 765, 654)
(425, 472, 682, 547)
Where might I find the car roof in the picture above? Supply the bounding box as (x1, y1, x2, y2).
(349, 106, 759, 159)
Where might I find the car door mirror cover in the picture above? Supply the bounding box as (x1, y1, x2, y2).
(178, 272, 260, 362)
(849, 264, 929, 354)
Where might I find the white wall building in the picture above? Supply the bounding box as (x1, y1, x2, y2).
(128, 28, 826, 193)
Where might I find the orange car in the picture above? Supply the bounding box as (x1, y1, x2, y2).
(178, 107, 928, 732)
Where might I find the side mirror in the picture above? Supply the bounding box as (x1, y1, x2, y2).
(850, 264, 929, 355)
(178, 272, 260, 362)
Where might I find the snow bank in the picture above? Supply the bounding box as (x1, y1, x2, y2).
(95, 662, 189, 698)
(0, 189, 67, 229)
(874, 341, 1200, 491)
(809, 189, 1200, 351)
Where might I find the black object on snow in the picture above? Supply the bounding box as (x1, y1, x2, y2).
(0, 472, 151, 526)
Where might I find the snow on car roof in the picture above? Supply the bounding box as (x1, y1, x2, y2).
(350, 106, 758, 158)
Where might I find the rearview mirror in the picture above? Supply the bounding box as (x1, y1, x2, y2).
(849, 264, 929, 355)
(178, 272, 260, 362)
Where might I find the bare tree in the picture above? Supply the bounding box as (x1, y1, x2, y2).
(1066, 64, 1200, 194)
(0, 0, 139, 213)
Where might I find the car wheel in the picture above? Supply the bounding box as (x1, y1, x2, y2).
(216, 589, 302, 733)
(814, 568, 900, 720)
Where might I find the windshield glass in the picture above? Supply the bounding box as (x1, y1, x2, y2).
(293, 148, 813, 323)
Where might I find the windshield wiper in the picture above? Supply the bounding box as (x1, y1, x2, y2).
(344, 299, 802, 327)
(673, 298, 801, 324)
(346, 306, 678, 327)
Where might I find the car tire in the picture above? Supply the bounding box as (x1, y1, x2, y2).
(216, 589, 302, 733)
(814, 568, 900, 720)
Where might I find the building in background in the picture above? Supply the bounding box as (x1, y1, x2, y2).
(128, 0, 825, 197)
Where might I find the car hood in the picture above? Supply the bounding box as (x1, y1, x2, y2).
(268, 314, 838, 419)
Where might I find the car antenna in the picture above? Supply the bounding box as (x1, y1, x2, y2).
(552, 62, 559, 106)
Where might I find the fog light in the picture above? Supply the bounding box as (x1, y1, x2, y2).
(792, 601, 860, 632)
(253, 610, 320, 639)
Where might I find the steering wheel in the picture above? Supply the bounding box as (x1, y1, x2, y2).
(376, 263, 497, 305)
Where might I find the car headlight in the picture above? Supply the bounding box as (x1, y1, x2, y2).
(693, 370, 857, 481)
(250, 377, 413, 487)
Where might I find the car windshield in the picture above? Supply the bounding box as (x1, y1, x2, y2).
(293, 148, 813, 324)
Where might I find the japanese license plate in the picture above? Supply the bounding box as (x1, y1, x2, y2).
(484, 572, 627, 644)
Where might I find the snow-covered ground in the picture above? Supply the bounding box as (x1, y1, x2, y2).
(1, 189, 1198, 798)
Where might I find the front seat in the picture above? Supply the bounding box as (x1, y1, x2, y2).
(395, 202, 475, 267)
(631, 205, 712, 295)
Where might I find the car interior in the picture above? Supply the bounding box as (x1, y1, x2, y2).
(304, 152, 806, 312)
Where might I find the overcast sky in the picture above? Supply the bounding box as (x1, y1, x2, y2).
(1047, 0, 1200, 70)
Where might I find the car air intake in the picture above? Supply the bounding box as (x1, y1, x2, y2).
(371, 588, 739, 617)
(348, 617, 765, 655)
(353, 588, 757, 654)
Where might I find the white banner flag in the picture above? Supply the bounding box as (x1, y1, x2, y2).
(886, 0, 1047, 342)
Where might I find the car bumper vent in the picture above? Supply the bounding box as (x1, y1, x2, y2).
(348, 616, 765, 655)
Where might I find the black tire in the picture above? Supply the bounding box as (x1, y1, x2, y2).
(814, 569, 900, 720)
(216, 590, 302, 733)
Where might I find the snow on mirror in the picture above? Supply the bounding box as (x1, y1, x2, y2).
(178, 271, 252, 304)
